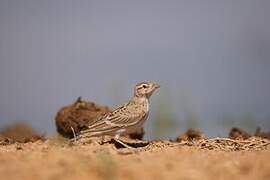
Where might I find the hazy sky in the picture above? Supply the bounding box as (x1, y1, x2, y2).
(0, 0, 270, 139)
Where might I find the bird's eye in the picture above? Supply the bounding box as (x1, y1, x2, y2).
(142, 85, 147, 88)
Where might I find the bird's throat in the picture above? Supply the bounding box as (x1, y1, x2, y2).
(132, 96, 149, 113)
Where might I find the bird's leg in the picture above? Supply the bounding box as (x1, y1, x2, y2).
(114, 134, 134, 149)
(100, 135, 106, 145)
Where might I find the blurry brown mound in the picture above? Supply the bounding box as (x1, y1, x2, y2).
(127, 128, 145, 140)
(55, 97, 110, 138)
(55, 97, 145, 140)
(229, 127, 251, 140)
(0, 135, 13, 145)
(255, 127, 270, 139)
(176, 129, 206, 142)
(0, 122, 45, 144)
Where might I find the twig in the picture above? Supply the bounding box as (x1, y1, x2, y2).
(71, 126, 77, 142)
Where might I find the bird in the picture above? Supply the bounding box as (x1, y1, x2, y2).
(76, 81, 160, 148)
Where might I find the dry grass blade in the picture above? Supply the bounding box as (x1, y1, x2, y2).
(195, 137, 270, 151)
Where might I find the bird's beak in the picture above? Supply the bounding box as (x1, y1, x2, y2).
(153, 83, 160, 89)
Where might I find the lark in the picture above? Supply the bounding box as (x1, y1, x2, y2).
(77, 81, 160, 148)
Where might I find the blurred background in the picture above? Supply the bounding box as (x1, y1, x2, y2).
(0, 0, 269, 140)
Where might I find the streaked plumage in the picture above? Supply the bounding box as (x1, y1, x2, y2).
(78, 81, 160, 140)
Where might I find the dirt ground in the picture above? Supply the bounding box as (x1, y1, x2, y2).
(0, 137, 269, 180)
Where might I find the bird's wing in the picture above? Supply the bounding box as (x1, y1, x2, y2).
(79, 104, 145, 136)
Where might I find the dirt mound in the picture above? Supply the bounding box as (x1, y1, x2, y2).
(229, 127, 251, 140)
(176, 128, 206, 142)
(55, 97, 110, 138)
(229, 127, 270, 140)
(0, 122, 45, 144)
(255, 127, 270, 139)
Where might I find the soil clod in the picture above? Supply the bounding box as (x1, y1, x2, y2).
(229, 127, 251, 140)
(255, 127, 270, 139)
(176, 129, 206, 142)
(0, 122, 45, 144)
(55, 97, 110, 138)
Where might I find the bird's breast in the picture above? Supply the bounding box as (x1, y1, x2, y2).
(132, 97, 150, 114)
(144, 100, 149, 113)
(139, 98, 149, 114)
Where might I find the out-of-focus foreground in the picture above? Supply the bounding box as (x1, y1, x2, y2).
(0, 138, 269, 180)
(0, 122, 269, 180)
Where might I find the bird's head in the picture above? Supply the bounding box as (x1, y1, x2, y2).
(134, 81, 160, 98)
